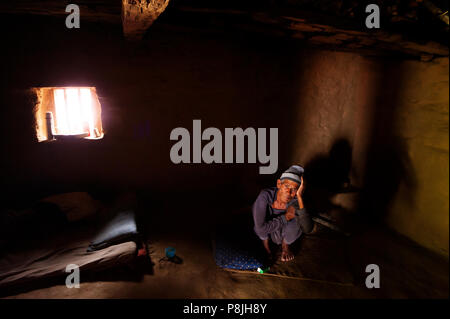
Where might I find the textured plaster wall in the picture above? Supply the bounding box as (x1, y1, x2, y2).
(387, 58, 449, 258)
(287, 51, 449, 258)
(289, 51, 375, 188)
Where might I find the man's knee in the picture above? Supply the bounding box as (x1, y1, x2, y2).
(256, 233, 268, 241)
(254, 227, 269, 241)
(283, 221, 302, 244)
(283, 232, 301, 245)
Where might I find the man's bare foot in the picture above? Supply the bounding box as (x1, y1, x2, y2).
(281, 240, 294, 262)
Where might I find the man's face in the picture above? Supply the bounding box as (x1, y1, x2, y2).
(276, 179, 300, 203)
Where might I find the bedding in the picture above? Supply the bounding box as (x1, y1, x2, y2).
(0, 202, 68, 242)
(0, 224, 137, 294)
(0, 210, 140, 295)
(88, 210, 139, 252)
(40, 192, 101, 222)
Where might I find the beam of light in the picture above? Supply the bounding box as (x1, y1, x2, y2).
(65, 88, 84, 134)
(80, 88, 95, 138)
(53, 89, 69, 135)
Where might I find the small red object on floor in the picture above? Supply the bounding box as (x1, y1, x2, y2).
(138, 248, 147, 256)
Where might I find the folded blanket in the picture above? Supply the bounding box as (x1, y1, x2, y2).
(87, 210, 139, 252)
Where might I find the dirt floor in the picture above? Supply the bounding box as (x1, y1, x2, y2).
(3, 210, 448, 299)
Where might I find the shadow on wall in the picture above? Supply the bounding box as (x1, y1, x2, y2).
(305, 139, 352, 191)
(302, 138, 353, 215)
(358, 59, 418, 223)
(296, 56, 418, 227)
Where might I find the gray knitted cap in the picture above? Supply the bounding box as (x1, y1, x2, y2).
(280, 165, 304, 185)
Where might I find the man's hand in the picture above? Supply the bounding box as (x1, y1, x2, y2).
(296, 176, 305, 209)
(297, 176, 305, 198)
(285, 205, 296, 221)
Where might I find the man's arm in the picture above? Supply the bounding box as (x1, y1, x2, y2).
(287, 198, 306, 215)
(252, 191, 288, 238)
(287, 175, 306, 213)
(291, 176, 315, 233)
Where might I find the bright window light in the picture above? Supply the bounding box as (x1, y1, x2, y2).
(54, 88, 93, 136)
(33, 87, 104, 142)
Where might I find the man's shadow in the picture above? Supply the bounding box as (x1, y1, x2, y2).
(303, 138, 354, 218)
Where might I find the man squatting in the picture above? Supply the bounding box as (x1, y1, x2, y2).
(252, 165, 316, 262)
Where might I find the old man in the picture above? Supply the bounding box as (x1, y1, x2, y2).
(252, 165, 315, 262)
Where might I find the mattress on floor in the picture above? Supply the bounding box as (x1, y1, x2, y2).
(0, 221, 137, 291)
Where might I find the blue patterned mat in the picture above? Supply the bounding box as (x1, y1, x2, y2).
(214, 235, 264, 270)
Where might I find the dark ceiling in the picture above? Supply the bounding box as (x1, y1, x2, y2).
(0, 0, 448, 59)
